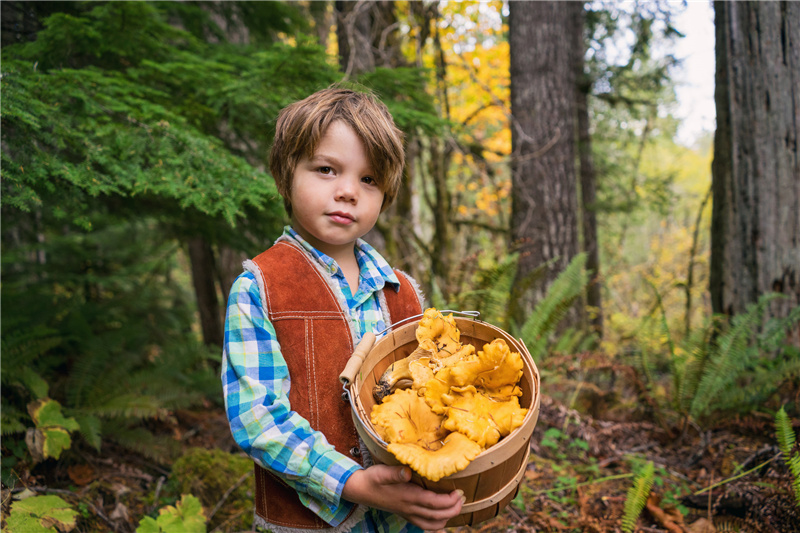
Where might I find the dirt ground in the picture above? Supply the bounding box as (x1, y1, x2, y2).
(3, 391, 799, 533)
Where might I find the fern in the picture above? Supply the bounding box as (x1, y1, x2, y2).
(517, 253, 589, 360)
(454, 253, 520, 329)
(621, 461, 655, 533)
(775, 407, 800, 507)
(689, 295, 799, 420)
(0, 326, 63, 434)
(676, 321, 716, 416)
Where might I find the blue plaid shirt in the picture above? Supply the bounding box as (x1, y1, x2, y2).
(222, 227, 423, 533)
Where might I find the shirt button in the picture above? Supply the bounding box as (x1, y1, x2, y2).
(350, 446, 361, 457)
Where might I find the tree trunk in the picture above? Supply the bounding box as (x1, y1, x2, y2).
(308, 1, 333, 50)
(336, 0, 374, 76)
(188, 237, 224, 347)
(335, 1, 403, 76)
(573, 2, 603, 337)
(509, 1, 582, 328)
(711, 1, 800, 331)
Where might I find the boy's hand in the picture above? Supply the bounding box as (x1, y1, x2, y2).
(343, 464, 465, 530)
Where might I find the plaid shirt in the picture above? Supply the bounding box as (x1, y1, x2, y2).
(222, 227, 422, 533)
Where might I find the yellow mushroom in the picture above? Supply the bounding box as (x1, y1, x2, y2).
(388, 432, 482, 482)
(371, 388, 448, 448)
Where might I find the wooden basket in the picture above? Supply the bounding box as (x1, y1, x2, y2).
(339, 316, 541, 527)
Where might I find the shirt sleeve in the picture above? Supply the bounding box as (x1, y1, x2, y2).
(221, 272, 362, 526)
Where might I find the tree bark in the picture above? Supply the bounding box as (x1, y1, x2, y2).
(573, 2, 603, 337)
(335, 1, 402, 76)
(188, 237, 224, 347)
(711, 1, 800, 330)
(509, 1, 582, 328)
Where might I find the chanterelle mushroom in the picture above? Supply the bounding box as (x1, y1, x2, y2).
(371, 389, 448, 448)
(388, 432, 482, 482)
(442, 385, 528, 448)
(368, 308, 529, 481)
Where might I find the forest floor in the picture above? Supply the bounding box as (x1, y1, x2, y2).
(3, 371, 799, 533)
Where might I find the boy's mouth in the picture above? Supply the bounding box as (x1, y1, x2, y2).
(328, 211, 355, 224)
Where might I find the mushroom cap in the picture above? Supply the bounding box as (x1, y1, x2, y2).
(448, 338, 523, 390)
(371, 388, 448, 448)
(388, 431, 482, 482)
(442, 386, 528, 448)
(416, 308, 461, 355)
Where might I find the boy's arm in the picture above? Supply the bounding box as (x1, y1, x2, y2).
(221, 272, 361, 526)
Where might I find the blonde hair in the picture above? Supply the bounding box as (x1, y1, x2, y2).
(269, 86, 406, 216)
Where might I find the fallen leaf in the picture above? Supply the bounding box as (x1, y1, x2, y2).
(67, 464, 95, 486)
(687, 518, 716, 533)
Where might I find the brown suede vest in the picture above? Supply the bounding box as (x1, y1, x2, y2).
(246, 239, 423, 531)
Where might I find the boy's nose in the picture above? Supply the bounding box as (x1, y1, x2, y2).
(335, 176, 358, 203)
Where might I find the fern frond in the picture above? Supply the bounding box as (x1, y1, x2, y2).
(776, 407, 797, 455)
(456, 253, 519, 328)
(103, 422, 180, 463)
(73, 413, 103, 451)
(677, 323, 714, 415)
(0, 327, 61, 391)
(1, 405, 29, 436)
(518, 253, 589, 359)
(87, 394, 165, 420)
(621, 461, 654, 533)
(714, 355, 800, 414)
(689, 294, 777, 419)
(774, 407, 800, 507)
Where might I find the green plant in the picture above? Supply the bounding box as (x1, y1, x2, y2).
(640, 290, 800, 429)
(136, 494, 206, 533)
(621, 460, 654, 533)
(25, 398, 80, 463)
(684, 296, 800, 423)
(169, 448, 254, 530)
(4, 495, 78, 533)
(451, 253, 520, 329)
(515, 253, 590, 360)
(775, 406, 800, 507)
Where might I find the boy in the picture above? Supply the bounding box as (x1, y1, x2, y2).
(222, 87, 464, 533)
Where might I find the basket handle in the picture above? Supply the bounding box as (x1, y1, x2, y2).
(339, 332, 376, 386)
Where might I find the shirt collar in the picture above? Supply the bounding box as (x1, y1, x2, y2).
(282, 226, 401, 292)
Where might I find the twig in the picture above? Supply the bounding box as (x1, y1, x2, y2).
(209, 506, 249, 533)
(148, 476, 166, 514)
(693, 452, 781, 495)
(207, 470, 253, 521)
(531, 472, 633, 496)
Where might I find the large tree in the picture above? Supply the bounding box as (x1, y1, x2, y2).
(508, 1, 582, 327)
(711, 1, 800, 326)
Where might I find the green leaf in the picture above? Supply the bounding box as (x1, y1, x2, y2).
(5, 495, 78, 533)
(29, 399, 80, 432)
(26, 399, 80, 460)
(136, 494, 206, 533)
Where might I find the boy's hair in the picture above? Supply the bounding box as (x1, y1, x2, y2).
(269, 86, 405, 216)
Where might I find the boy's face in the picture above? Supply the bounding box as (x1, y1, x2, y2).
(290, 120, 384, 259)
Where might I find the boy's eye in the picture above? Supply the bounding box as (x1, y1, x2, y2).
(362, 176, 377, 185)
(318, 166, 333, 174)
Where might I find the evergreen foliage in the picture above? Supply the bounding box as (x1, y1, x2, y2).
(1, 0, 441, 469)
(685, 295, 800, 421)
(641, 291, 800, 427)
(775, 407, 800, 507)
(621, 460, 654, 533)
(515, 253, 590, 360)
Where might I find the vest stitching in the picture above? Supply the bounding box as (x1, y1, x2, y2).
(307, 318, 317, 428)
